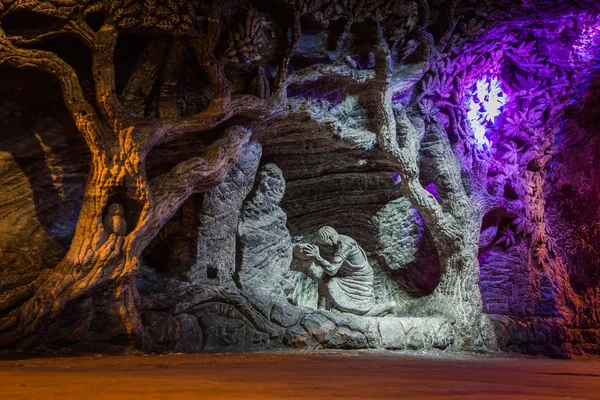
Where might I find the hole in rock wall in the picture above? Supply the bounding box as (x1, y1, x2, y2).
(206, 266, 218, 280)
(503, 184, 519, 201)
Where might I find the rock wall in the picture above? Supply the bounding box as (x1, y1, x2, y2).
(1, 0, 600, 358)
(190, 142, 263, 285)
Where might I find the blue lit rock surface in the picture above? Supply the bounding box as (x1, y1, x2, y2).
(139, 265, 453, 352)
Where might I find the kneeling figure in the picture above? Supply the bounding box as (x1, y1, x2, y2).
(299, 226, 395, 317)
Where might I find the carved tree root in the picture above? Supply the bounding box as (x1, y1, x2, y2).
(176, 286, 286, 339)
(0, 223, 132, 348)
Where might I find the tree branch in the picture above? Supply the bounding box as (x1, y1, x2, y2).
(436, 0, 460, 51)
(139, 126, 252, 249)
(420, 122, 471, 222)
(416, 0, 430, 28)
(0, 30, 107, 150)
(7, 18, 96, 48)
(120, 37, 169, 117)
(380, 103, 463, 247)
(287, 63, 375, 86)
(275, 12, 301, 91)
(190, 41, 230, 113)
(190, 0, 230, 112)
(370, 22, 462, 248)
(92, 24, 128, 131)
(143, 94, 266, 150)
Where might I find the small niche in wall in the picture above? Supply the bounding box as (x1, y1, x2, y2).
(207, 266, 218, 280)
(102, 187, 142, 236)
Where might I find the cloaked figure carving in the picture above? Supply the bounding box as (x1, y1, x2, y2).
(249, 66, 270, 99)
(103, 203, 127, 236)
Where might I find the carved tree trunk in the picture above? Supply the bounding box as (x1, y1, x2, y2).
(0, 133, 149, 347)
(423, 219, 487, 348)
(0, 5, 257, 351)
(368, 26, 487, 349)
(0, 122, 251, 350)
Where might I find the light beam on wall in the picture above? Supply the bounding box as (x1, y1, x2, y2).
(467, 76, 507, 149)
(573, 22, 600, 61)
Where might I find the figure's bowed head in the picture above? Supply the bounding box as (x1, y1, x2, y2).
(315, 226, 339, 249)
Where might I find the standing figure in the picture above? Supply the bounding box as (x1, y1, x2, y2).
(103, 203, 127, 236)
(301, 226, 394, 317)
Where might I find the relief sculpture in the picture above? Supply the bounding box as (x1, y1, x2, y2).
(295, 226, 395, 317)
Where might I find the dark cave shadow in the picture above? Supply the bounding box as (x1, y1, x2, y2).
(0, 68, 89, 253)
(0, 32, 97, 257)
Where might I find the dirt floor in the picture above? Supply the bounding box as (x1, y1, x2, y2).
(0, 350, 599, 399)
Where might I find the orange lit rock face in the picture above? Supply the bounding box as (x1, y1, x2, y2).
(1, 0, 600, 358)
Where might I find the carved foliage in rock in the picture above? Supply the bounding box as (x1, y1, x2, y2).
(492, 17, 596, 320)
(323, 0, 419, 52)
(0, 0, 198, 34)
(109, 0, 199, 33)
(323, 0, 413, 23)
(282, 0, 416, 23)
(0, 0, 85, 19)
(283, 0, 330, 16)
(419, 2, 600, 325)
(224, 9, 266, 66)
